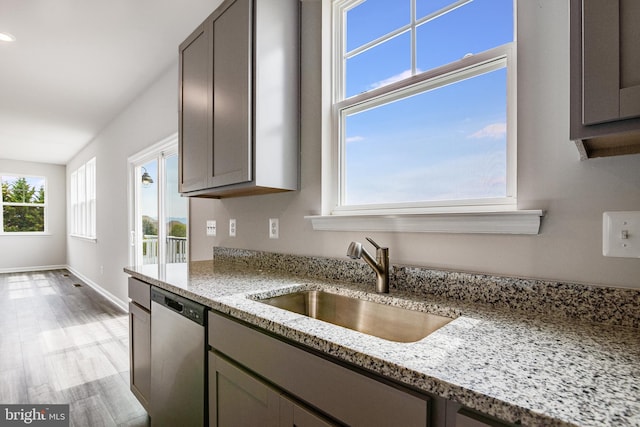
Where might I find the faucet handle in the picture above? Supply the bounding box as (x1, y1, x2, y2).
(365, 237, 386, 250)
(346, 241, 363, 259)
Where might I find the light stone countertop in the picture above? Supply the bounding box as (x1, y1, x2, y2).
(124, 260, 640, 427)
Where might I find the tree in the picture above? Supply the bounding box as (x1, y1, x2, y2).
(142, 216, 158, 236)
(169, 221, 187, 238)
(2, 177, 45, 232)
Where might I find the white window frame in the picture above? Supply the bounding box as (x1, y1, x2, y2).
(70, 157, 96, 240)
(0, 174, 48, 235)
(307, 0, 543, 234)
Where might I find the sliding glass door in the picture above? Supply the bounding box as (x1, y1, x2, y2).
(129, 137, 187, 266)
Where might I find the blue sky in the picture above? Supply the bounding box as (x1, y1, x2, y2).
(140, 155, 187, 223)
(342, 0, 513, 205)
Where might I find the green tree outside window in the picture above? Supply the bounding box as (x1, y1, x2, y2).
(1, 176, 46, 232)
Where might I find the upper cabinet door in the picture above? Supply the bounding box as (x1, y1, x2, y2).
(179, 24, 210, 193)
(618, 0, 640, 120)
(211, 0, 252, 188)
(582, 0, 640, 125)
(570, 0, 640, 158)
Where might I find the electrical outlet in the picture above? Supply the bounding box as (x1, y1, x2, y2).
(603, 212, 640, 258)
(206, 220, 217, 237)
(269, 218, 279, 239)
(229, 219, 236, 237)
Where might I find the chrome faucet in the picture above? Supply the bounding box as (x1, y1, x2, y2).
(347, 237, 390, 293)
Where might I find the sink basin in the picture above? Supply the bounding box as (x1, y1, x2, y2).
(258, 290, 453, 343)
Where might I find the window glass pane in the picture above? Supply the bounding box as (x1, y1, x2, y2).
(164, 154, 187, 264)
(141, 160, 158, 265)
(346, 32, 411, 98)
(86, 159, 96, 238)
(346, 0, 410, 52)
(69, 158, 96, 238)
(343, 68, 507, 205)
(1, 176, 45, 204)
(3, 206, 45, 232)
(2, 176, 45, 232)
(70, 172, 78, 235)
(416, 0, 513, 72)
(416, 0, 460, 20)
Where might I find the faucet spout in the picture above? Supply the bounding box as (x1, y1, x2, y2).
(346, 238, 390, 293)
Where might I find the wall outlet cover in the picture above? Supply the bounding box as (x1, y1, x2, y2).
(269, 218, 279, 239)
(229, 219, 236, 237)
(206, 220, 217, 237)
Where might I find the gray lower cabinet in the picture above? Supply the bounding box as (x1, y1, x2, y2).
(128, 277, 151, 411)
(208, 311, 429, 427)
(280, 396, 336, 427)
(209, 352, 336, 426)
(210, 352, 279, 426)
(446, 402, 511, 427)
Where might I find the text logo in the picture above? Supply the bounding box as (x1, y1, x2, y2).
(0, 405, 69, 427)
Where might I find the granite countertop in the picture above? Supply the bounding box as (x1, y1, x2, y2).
(124, 259, 640, 427)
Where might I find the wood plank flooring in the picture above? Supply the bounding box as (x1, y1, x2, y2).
(0, 270, 149, 427)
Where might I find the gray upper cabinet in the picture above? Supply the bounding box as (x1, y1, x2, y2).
(178, 0, 300, 197)
(179, 24, 209, 193)
(570, 0, 640, 158)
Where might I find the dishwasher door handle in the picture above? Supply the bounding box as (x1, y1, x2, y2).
(165, 296, 184, 313)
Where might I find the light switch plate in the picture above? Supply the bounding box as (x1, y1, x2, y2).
(603, 212, 640, 258)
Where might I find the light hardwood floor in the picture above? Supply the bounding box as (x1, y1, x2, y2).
(0, 270, 149, 426)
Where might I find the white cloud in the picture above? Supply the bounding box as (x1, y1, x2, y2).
(369, 69, 415, 90)
(346, 136, 365, 144)
(346, 151, 507, 205)
(469, 123, 507, 140)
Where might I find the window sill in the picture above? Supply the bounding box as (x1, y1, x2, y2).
(305, 210, 544, 235)
(69, 234, 97, 243)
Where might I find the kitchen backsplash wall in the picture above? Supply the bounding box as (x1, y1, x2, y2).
(213, 247, 640, 328)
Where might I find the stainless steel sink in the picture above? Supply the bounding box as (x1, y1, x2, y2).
(258, 290, 453, 343)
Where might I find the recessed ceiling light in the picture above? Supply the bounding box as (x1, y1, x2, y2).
(0, 32, 16, 42)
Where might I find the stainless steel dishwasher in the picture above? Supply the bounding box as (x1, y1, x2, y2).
(150, 286, 207, 427)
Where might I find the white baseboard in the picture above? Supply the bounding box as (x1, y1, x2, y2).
(0, 265, 66, 273)
(65, 266, 128, 313)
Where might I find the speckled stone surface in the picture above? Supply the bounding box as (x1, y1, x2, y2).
(211, 247, 640, 328)
(124, 249, 640, 427)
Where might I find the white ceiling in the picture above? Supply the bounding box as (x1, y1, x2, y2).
(0, 0, 221, 165)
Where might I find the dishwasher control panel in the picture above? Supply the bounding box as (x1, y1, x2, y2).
(151, 286, 207, 326)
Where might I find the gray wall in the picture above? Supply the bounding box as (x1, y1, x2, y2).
(190, 0, 640, 289)
(64, 0, 223, 307)
(66, 65, 182, 306)
(0, 159, 66, 272)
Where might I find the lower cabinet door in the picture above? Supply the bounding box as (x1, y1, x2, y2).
(209, 352, 340, 427)
(447, 401, 512, 427)
(129, 301, 150, 410)
(209, 352, 279, 427)
(280, 396, 338, 427)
